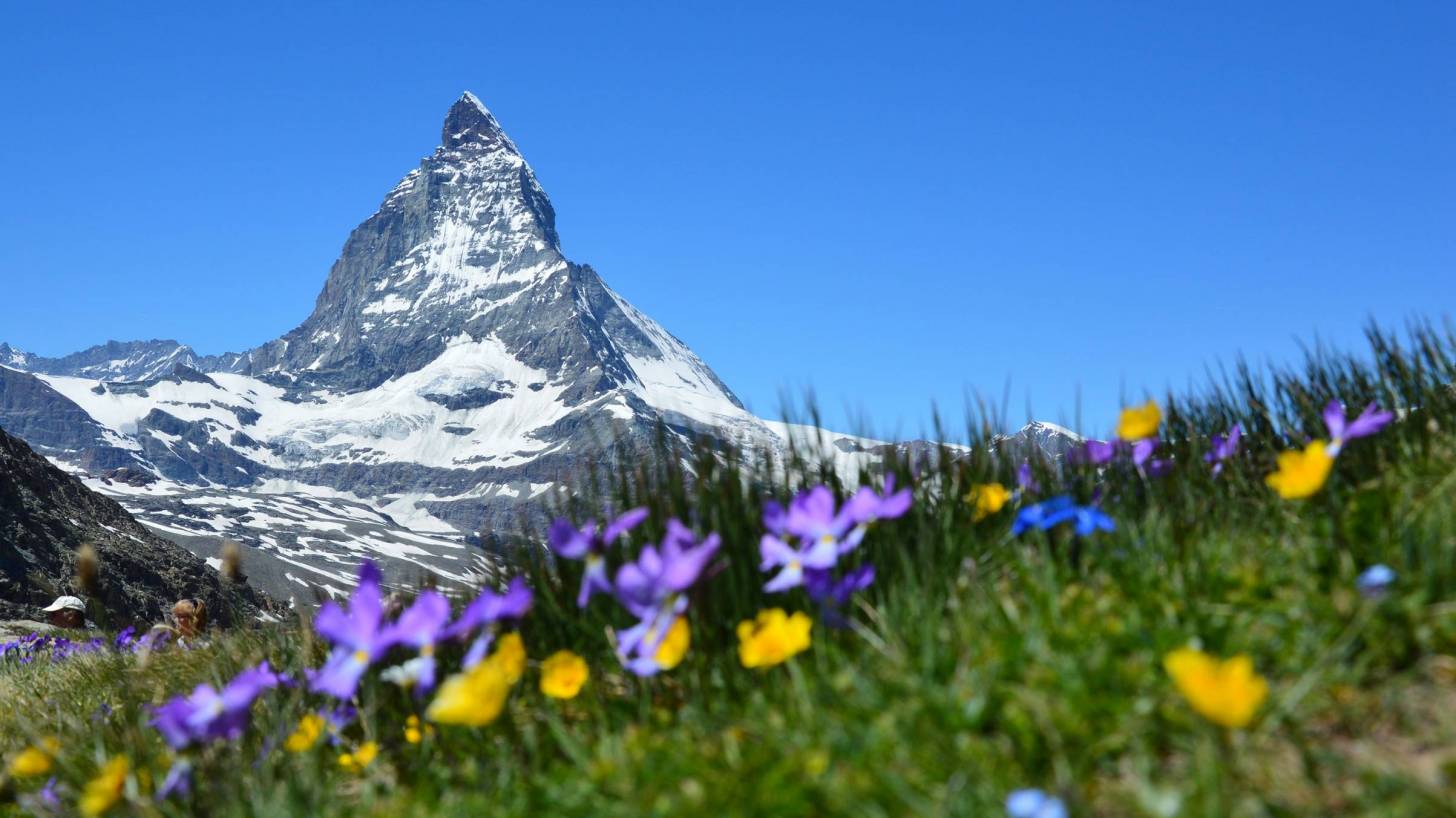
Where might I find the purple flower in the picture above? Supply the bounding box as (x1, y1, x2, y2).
(757, 478, 906, 613)
(610, 520, 720, 676)
(135, 629, 171, 652)
(377, 590, 451, 693)
(1131, 438, 1172, 477)
(1324, 400, 1394, 454)
(757, 487, 855, 592)
(38, 777, 59, 809)
(844, 474, 913, 527)
(1012, 496, 1115, 537)
(20, 777, 60, 814)
(762, 500, 788, 537)
(548, 507, 648, 607)
(612, 520, 720, 619)
(151, 661, 281, 748)
(805, 563, 876, 627)
(1356, 564, 1396, 598)
(309, 562, 392, 699)
(1016, 462, 1039, 494)
(1205, 424, 1242, 475)
(773, 479, 908, 562)
(759, 532, 840, 593)
(444, 577, 533, 668)
(320, 705, 358, 746)
(1078, 439, 1117, 466)
(1131, 438, 1155, 467)
(805, 563, 876, 607)
(156, 760, 192, 801)
(614, 605, 681, 676)
(1006, 789, 1068, 818)
(779, 486, 861, 554)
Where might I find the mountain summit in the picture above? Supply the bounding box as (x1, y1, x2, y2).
(223, 91, 728, 412)
(441, 92, 521, 154)
(0, 92, 780, 598)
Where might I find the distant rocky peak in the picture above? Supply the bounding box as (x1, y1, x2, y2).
(441, 92, 520, 155)
(0, 343, 33, 369)
(0, 339, 199, 382)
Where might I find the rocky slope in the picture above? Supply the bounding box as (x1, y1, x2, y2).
(0, 424, 270, 626)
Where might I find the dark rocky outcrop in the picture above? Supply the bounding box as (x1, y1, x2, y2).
(0, 425, 270, 625)
(133, 409, 267, 487)
(422, 387, 511, 411)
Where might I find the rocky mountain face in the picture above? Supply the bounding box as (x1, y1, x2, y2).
(0, 425, 269, 625)
(0, 93, 1078, 602)
(995, 421, 1083, 460)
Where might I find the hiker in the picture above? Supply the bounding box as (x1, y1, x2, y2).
(42, 596, 87, 629)
(171, 599, 207, 640)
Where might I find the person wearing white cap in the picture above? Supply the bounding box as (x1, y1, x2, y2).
(42, 595, 87, 629)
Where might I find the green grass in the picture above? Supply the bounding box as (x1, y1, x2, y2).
(4, 321, 1456, 817)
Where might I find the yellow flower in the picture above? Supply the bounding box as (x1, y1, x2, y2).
(1164, 647, 1268, 729)
(655, 617, 691, 671)
(965, 482, 1011, 522)
(337, 741, 378, 774)
(403, 714, 433, 744)
(540, 650, 590, 699)
(7, 737, 59, 777)
(1265, 440, 1334, 499)
(737, 609, 813, 669)
(79, 756, 129, 817)
(493, 632, 527, 684)
(427, 657, 513, 726)
(283, 713, 325, 753)
(1116, 400, 1162, 440)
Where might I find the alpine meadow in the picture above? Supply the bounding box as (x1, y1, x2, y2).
(3, 4, 1456, 817)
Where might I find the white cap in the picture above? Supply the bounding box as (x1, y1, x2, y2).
(42, 595, 86, 613)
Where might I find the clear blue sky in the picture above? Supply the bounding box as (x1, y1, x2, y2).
(2, 2, 1452, 438)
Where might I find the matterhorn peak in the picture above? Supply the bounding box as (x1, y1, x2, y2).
(441, 91, 518, 154)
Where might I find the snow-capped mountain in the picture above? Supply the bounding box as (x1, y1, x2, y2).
(0, 93, 780, 599)
(995, 421, 1083, 459)
(0, 93, 1075, 601)
(0, 340, 205, 382)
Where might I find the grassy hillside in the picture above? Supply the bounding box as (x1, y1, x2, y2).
(3, 322, 1456, 817)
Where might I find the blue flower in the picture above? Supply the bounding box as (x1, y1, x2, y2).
(1012, 496, 1115, 537)
(1006, 789, 1068, 818)
(1356, 564, 1396, 598)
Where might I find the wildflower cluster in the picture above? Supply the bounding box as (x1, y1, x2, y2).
(550, 509, 718, 675)
(0, 627, 170, 666)
(1070, 400, 1171, 477)
(760, 476, 910, 623)
(1266, 401, 1392, 499)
